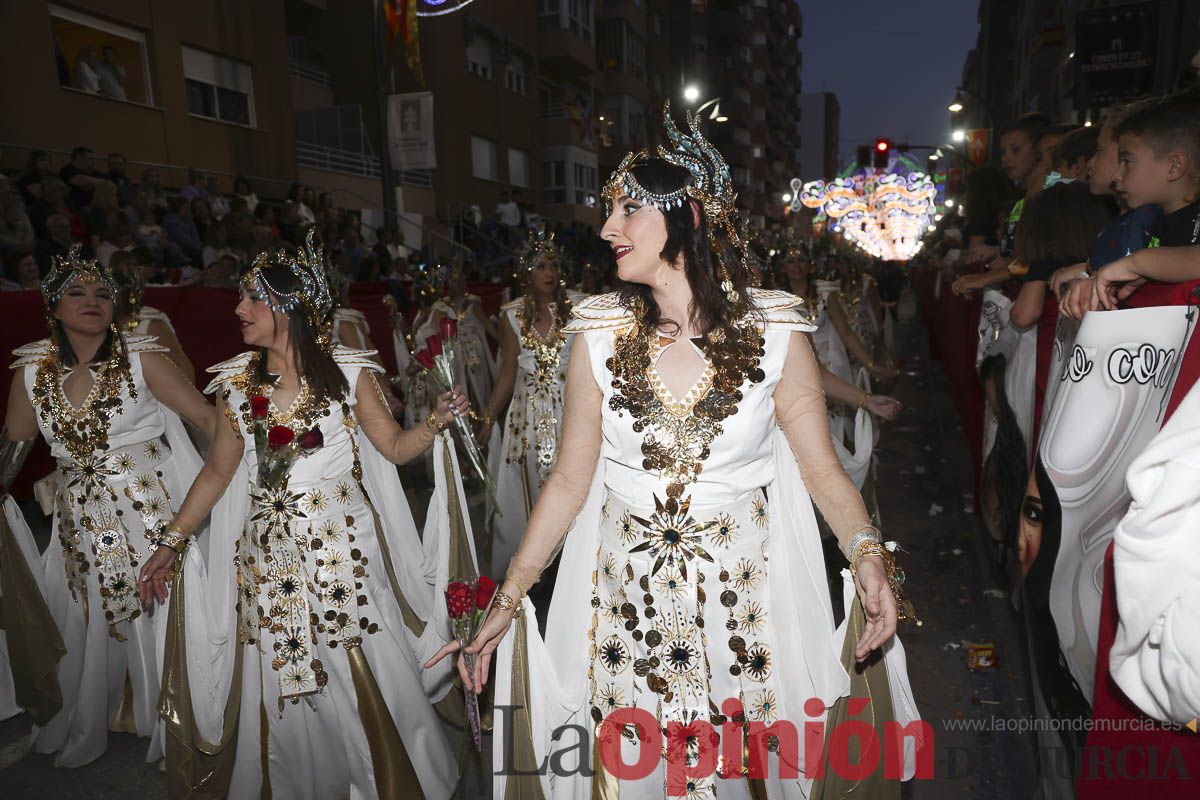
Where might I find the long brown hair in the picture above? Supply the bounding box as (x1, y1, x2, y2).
(251, 261, 348, 401)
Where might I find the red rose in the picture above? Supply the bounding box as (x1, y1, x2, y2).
(425, 334, 443, 357)
(446, 581, 473, 619)
(439, 317, 458, 341)
(250, 395, 269, 420)
(414, 349, 435, 371)
(267, 425, 294, 451)
(298, 427, 324, 450)
(474, 575, 497, 611)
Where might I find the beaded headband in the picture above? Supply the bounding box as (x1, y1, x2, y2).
(602, 102, 752, 309)
(242, 229, 333, 342)
(602, 101, 737, 226)
(40, 244, 120, 307)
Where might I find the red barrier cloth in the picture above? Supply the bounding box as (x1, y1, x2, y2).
(1075, 544, 1200, 798)
(1077, 279, 1200, 798)
(916, 267, 985, 493)
(1030, 293, 1059, 453)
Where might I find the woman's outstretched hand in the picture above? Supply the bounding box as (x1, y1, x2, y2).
(424, 583, 519, 693)
(138, 545, 178, 610)
(851, 554, 898, 662)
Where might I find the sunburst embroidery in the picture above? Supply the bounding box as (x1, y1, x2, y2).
(744, 644, 772, 682)
(94, 528, 121, 553)
(143, 441, 163, 460)
(333, 481, 354, 505)
(628, 494, 715, 578)
(749, 690, 778, 724)
(598, 635, 630, 674)
(304, 490, 329, 514)
(278, 627, 308, 663)
(317, 519, 343, 543)
(603, 597, 626, 624)
(654, 567, 688, 599)
(111, 453, 136, 473)
(596, 683, 626, 715)
(751, 495, 768, 527)
(661, 637, 700, 675)
(617, 512, 637, 544)
(599, 553, 619, 587)
(325, 580, 353, 608)
(143, 495, 166, 517)
(282, 665, 312, 691)
(251, 486, 307, 527)
(711, 514, 738, 547)
(731, 558, 761, 591)
(736, 601, 767, 634)
(323, 551, 347, 574)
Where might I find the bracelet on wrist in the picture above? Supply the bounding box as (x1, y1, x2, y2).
(857, 391, 870, 410)
(424, 410, 450, 434)
(849, 540, 921, 627)
(154, 522, 191, 555)
(845, 526, 882, 561)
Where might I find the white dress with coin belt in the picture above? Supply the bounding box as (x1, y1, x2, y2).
(492, 289, 920, 799)
(7, 335, 203, 767)
(486, 296, 579, 578)
(172, 346, 466, 800)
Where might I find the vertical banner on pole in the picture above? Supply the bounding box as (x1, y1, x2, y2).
(387, 92, 437, 171)
(966, 129, 990, 167)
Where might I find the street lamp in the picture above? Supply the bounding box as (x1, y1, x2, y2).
(683, 85, 700, 102)
(945, 199, 955, 208)
(782, 193, 792, 203)
(951, 129, 966, 143)
(948, 100, 964, 113)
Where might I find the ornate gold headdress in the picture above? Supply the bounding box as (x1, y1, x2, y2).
(242, 229, 334, 348)
(40, 244, 120, 308)
(602, 102, 752, 307)
(517, 230, 563, 273)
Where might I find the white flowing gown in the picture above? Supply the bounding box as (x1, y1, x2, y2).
(492, 289, 920, 799)
(166, 345, 472, 799)
(2, 335, 203, 766)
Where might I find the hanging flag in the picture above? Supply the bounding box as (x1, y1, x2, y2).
(385, 0, 424, 86)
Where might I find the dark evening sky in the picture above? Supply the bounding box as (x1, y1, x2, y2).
(800, 1, 981, 165)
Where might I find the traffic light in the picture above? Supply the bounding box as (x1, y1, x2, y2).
(873, 138, 891, 169)
(857, 145, 871, 169)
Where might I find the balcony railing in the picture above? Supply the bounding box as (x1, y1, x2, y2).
(288, 36, 332, 87)
(296, 142, 380, 178)
(295, 105, 380, 177)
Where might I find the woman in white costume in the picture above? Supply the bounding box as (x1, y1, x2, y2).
(777, 244, 899, 492)
(422, 265, 498, 417)
(138, 234, 473, 799)
(478, 235, 582, 579)
(430, 108, 921, 798)
(0, 246, 213, 766)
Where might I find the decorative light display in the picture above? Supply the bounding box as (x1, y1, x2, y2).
(417, 0, 478, 16)
(793, 170, 937, 261)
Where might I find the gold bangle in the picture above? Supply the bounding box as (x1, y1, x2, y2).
(491, 590, 517, 613)
(424, 411, 449, 434)
(857, 391, 870, 410)
(155, 523, 191, 555)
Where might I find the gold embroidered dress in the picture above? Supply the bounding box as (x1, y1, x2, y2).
(165, 345, 469, 799)
(487, 294, 579, 578)
(492, 289, 921, 799)
(8, 334, 203, 767)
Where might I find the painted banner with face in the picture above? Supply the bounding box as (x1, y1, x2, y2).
(1039, 304, 1196, 700)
